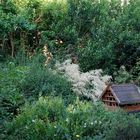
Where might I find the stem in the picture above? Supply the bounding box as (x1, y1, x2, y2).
(9, 32, 14, 58)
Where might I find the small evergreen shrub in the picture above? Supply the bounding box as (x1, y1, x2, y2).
(21, 65, 75, 104)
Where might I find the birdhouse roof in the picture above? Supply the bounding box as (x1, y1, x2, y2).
(100, 84, 140, 105)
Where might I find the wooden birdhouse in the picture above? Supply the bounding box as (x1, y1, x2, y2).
(100, 84, 140, 112)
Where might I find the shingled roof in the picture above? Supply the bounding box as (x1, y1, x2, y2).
(101, 84, 140, 105)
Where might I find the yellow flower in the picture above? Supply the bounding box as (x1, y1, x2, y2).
(60, 40, 63, 44)
(76, 135, 80, 138)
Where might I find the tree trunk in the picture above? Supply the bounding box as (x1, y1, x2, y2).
(20, 31, 25, 49)
(9, 32, 14, 58)
(2, 35, 6, 51)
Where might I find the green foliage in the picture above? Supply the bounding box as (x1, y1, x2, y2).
(5, 97, 66, 140)
(0, 62, 29, 137)
(131, 59, 140, 86)
(0, 59, 75, 138)
(3, 97, 104, 139)
(78, 0, 140, 74)
(114, 66, 133, 84)
(114, 59, 140, 85)
(20, 62, 75, 104)
(1, 0, 140, 139)
(4, 97, 140, 140)
(105, 115, 140, 140)
(78, 41, 116, 73)
(1, 0, 140, 73)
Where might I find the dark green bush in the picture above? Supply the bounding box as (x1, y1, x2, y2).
(21, 64, 75, 104)
(114, 66, 133, 84)
(78, 41, 116, 73)
(131, 59, 140, 85)
(0, 62, 29, 139)
(105, 114, 140, 140)
(78, 0, 140, 75)
(114, 59, 140, 85)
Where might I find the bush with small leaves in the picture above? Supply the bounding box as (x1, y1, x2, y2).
(4, 97, 140, 140)
(21, 64, 75, 104)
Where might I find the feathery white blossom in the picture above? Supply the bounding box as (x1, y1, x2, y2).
(56, 60, 111, 101)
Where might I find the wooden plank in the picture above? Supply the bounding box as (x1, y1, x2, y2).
(103, 100, 117, 103)
(103, 96, 114, 98)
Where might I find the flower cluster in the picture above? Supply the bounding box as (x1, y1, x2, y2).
(42, 45, 53, 66)
(56, 59, 111, 101)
